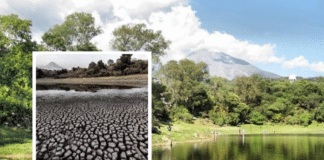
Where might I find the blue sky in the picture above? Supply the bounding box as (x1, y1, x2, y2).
(1, 0, 323, 77)
(189, 0, 324, 77)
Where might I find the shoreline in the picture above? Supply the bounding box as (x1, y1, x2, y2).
(36, 74, 148, 88)
(152, 132, 324, 146)
(0, 154, 32, 159)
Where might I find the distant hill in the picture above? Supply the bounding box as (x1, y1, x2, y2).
(38, 62, 65, 70)
(187, 50, 281, 80)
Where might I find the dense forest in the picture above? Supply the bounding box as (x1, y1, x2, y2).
(0, 14, 34, 128)
(36, 54, 148, 79)
(152, 59, 324, 131)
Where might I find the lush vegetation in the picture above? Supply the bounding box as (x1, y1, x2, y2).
(0, 125, 32, 157)
(36, 54, 148, 79)
(0, 14, 34, 130)
(110, 23, 171, 63)
(42, 12, 103, 51)
(152, 118, 324, 144)
(152, 59, 324, 132)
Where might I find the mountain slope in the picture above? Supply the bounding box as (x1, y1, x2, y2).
(187, 50, 281, 80)
(38, 62, 65, 70)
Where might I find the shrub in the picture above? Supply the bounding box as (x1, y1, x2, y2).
(171, 105, 193, 122)
(0, 85, 32, 128)
(88, 61, 96, 69)
(97, 60, 105, 70)
(112, 70, 122, 76)
(272, 113, 282, 123)
(209, 105, 230, 126)
(285, 115, 299, 125)
(249, 111, 266, 125)
(299, 112, 313, 126)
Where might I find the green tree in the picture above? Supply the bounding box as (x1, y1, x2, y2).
(110, 23, 170, 62)
(299, 112, 313, 126)
(0, 14, 35, 126)
(249, 111, 266, 125)
(209, 105, 230, 126)
(315, 102, 324, 122)
(42, 12, 103, 51)
(234, 74, 262, 107)
(161, 59, 208, 115)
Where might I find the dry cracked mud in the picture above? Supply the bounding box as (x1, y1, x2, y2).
(36, 93, 148, 160)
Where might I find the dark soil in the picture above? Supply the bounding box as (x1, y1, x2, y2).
(36, 94, 148, 160)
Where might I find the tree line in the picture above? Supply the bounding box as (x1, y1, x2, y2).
(36, 54, 148, 79)
(152, 59, 324, 130)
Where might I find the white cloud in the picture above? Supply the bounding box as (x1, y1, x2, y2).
(310, 62, 324, 72)
(110, 0, 187, 20)
(92, 10, 104, 27)
(282, 56, 310, 69)
(32, 32, 43, 44)
(3, 0, 283, 65)
(147, 5, 283, 64)
(0, 0, 10, 14)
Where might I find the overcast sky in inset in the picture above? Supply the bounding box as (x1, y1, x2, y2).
(36, 53, 148, 69)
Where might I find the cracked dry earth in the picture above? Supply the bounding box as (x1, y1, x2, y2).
(36, 94, 148, 160)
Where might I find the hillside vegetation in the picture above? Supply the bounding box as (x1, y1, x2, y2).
(152, 59, 324, 133)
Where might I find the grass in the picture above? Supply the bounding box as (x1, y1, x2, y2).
(152, 118, 324, 144)
(0, 125, 32, 159)
(37, 74, 148, 87)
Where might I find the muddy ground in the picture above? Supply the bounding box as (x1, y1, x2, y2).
(36, 92, 148, 160)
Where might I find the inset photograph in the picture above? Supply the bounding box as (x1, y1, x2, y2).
(34, 52, 149, 160)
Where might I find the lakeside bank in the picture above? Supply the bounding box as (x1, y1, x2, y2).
(0, 126, 32, 159)
(36, 74, 148, 87)
(152, 118, 324, 145)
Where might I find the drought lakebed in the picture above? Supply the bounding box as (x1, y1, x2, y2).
(152, 134, 324, 160)
(36, 83, 148, 160)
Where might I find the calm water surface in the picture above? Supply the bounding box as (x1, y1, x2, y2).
(152, 134, 324, 160)
(36, 85, 148, 100)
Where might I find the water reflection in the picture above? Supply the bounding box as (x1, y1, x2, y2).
(36, 84, 134, 92)
(36, 85, 148, 101)
(152, 134, 324, 160)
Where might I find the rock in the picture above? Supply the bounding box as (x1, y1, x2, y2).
(108, 148, 114, 153)
(126, 150, 133, 156)
(86, 147, 92, 153)
(119, 143, 126, 150)
(71, 144, 78, 151)
(86, 155, 93, 159)
(120, 152, 127, 159)
(109, 142, 116, 148)
(97, 149, 103, 156)
(64, 150, 72, 158)
(112, 152, 118, 159)
(193, 133, 199, 137)
(161, 136, 169, 141)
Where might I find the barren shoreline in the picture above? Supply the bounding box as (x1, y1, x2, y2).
(36, 74, 148, 88)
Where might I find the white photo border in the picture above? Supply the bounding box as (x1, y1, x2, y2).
(32, 51, 152, 160)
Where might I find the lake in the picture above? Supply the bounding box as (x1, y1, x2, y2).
(152, 134, 324, 160)
(36, 85, 148, 160)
